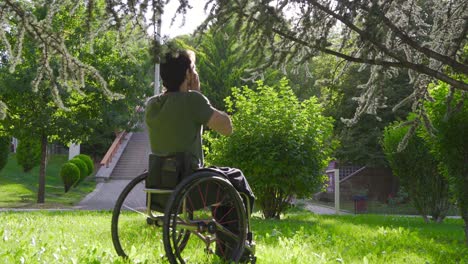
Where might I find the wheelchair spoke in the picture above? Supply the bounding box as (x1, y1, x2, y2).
(215, 206, 235, 224)
(163, 173, 247, 263)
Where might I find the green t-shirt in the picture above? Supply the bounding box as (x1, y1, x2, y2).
(145, 91, 214, 167)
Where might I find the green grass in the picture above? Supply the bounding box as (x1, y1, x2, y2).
(312, 199, 460, 216)
(0, 209, 466, 263)
(0, 154, 96, 208)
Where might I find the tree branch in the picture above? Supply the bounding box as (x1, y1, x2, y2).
(306, 1, 417, 67)
(360, 3, 468, 75)
(302, 0, 468, 91)
(449, 14, 468, 58)
(265, 20, 468, 91)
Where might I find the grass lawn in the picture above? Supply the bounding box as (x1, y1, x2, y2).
(0, 154, 96, 208)
(0, 209, 466, 263)
(312, 199, 460, 216)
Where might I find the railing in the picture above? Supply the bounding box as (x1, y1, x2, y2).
(98, 105, 144, 169)
(100, 131, 128, 168)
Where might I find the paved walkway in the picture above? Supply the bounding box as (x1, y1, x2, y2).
(302, 203, 349, 215)
(74, 180, 348, 214)
(294, 199, 351, 215)
(74, 180, 131, 210)
(75, 131, 149, 210)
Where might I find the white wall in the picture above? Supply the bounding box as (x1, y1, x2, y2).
(68, 143, 80, 160)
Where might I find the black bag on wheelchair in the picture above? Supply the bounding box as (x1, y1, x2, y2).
(145, 153, 193, 212)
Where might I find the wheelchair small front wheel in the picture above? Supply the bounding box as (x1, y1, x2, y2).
(163, 171, 247, 263)
(111, 172, 165, 259)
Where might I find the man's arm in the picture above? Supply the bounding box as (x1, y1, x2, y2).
(207, 108, 233, 136)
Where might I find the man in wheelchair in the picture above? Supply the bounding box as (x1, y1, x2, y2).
(145, 49, 255, 263)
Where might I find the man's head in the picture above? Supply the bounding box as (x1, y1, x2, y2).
(160, 50, 196, 92)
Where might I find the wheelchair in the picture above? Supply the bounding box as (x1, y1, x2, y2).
(111, 153, 256, 263)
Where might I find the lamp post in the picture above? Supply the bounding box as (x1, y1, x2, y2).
(153, 3, 162, 95)
(326, 168, 340, 215)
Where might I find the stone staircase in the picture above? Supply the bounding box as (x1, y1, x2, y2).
(76, 128, 150, 209)
(110, 130, 150, 180)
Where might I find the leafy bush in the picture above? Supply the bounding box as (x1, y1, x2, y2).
(205, 79, 336, 219)
(424, 81, 468, 242)
(60, 162, 80, 193)
(0, 136, 11, 172)
(382, 118, 450, 222)
(68, 158, 87, 184)
(16, 138, 41, 172)
(75, 154, 94, 176)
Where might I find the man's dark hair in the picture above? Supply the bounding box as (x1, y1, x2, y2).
(160, 51, 192, 92)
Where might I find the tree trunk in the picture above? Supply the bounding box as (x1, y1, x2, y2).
(465, 222, 468, 246)
(261, 187, 285, 219)
(434, 216, 444, 224)
(37, 134, 47, 204)
(421, 215, 429, 223)
(463, 216, 468, 246)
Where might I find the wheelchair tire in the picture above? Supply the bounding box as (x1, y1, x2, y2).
(163, 170, 247, 264)
(111, 172, 190, 260)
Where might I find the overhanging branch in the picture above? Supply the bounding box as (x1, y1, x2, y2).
(361, 3, 468, 75)
(266, 21, 468, 91)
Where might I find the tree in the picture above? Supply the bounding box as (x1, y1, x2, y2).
(205, 79, 336, 219)
(0, 2, 151, 203)
(15, 137, 41, 172)
(176, 24, 279, 111)
(188, 27, 251, 110)
(0, 0, 154, 119)
(0, 136, 10, 172)
(382, 118, 450, 223)
(0, 72, 97, 202)
(311, 54, 413, 166)
(204, 0, 468, 132)
(424, 81, 468, 244)
(2, 1, 466, 124)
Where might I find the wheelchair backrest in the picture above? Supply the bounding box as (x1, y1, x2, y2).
(146, 153, 194, 212)
(146, 152, 193, 189)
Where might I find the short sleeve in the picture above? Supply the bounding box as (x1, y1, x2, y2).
(189, 91, 214, 125)
(145, 95, 164, 124)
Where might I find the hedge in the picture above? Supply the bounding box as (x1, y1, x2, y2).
(60, 162, 80, 193)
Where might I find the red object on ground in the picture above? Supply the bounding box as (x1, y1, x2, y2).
(353, 195, 368, 214)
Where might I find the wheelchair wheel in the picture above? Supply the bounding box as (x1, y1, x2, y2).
(112, 172, 184, 260)
(163, 171, 247, 263)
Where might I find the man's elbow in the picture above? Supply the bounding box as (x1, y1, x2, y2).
(217, 118, 233, 136)
(208, 110, 233, 136)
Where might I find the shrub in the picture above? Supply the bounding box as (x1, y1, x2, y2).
(424, 81, 468, 243)
(0, 136, 11, 172)
(75, 154, 94, 176)
(205, 79, 336, 219)
(68, 158, 87, 184)
(382, 116, 450, 223)
(60, 162, 80, 193)
(16, 138, 41, 172)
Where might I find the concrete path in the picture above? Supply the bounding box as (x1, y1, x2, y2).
(74, 180, 131, 210)
(74, 127, 349, 214)
(296, 199, 351, 215)
(75, 131, 149, 210)
(302, 203, 346, 215)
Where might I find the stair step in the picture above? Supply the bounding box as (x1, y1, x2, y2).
(109, 129, 150, 181)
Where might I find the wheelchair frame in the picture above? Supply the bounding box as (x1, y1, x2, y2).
(111, 166, 256, 264)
